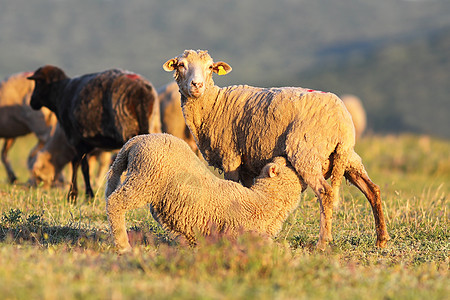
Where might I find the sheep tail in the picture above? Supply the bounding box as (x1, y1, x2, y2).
(104, 140, 133, 199)
(330, 142, 349, 208)
(137, 84, 155, 135)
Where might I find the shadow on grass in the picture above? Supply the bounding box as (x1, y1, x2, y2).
(0, 208, 175, 249)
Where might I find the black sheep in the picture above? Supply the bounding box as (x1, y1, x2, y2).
(28, 65, 159, 201)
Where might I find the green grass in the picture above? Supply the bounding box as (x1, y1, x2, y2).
(0, 134, 448, 299)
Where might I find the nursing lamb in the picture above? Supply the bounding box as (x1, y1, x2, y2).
(105, 133, 303, 254)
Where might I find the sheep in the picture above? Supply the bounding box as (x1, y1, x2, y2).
(157, 82, 199, 154)
(163, 50, 390, 249)
(105, 133, 303, 253)
(28, 122, 112, 188)
(342, 94, 367, 140)
(28, 65, 160, 201)
(0, 71, 57, 183)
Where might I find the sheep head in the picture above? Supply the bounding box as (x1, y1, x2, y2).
(30, 151, 56, 187)
(28, 65, 68, 110)
(163, 50, 231, 99)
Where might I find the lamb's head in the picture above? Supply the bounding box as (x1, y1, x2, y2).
(28, 65, 68, 110)
(258, 157, 305, 191)
(163, 50, 232, 99)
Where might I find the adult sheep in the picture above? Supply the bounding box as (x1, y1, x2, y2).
(28, 122, 112, 188)
(342, 94, 367, 140)
(28, 66, 159, 201)
(105, 133, 303, 254)
(0, 72, 57, 183)
(163, 50, 389, 249)
(157, 82, 198, 154)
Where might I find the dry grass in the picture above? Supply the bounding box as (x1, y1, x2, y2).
(0, 134, 448, 299)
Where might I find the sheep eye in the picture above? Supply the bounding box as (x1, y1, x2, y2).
(178, 63, 185, 69)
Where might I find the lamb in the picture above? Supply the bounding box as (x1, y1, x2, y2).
(342, 94, 367, 140)
(28, 122, 112, 188)
(163, 50, 390, 249)
(28, 65, 160, 201)
(105, 133, 303, 253)
(0, 71, 57, 183)
(157, 82, 198, 154)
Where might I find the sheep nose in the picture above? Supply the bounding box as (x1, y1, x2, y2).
(191, 81, 203, 89)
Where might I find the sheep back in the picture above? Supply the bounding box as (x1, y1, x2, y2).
(189, 85, 355, 179)
(341, 94, 367, 140)
(0, 72, 55, 140)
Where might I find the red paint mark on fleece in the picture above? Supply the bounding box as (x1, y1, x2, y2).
(125, 73, 140, 80)
(306, 89, 327, 93)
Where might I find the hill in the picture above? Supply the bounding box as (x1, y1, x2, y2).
(298, 27, 450, 138)
(0, 0, 449, 137)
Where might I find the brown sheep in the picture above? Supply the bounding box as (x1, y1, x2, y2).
(0, 71, 57, 183)
(28, 66, 159, 201)
(28, 122, 112, 188)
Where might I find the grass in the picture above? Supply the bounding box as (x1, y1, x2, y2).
(0, 134, 448, 299)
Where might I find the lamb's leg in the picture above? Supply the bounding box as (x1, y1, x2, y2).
(106, 192, 132, 254)
(2, 138, 17, 183)
(107, 180, 147, 254)
(345, 151, 390, 248)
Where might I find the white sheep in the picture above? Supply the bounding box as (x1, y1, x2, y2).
(105, 133, 303, 254)
(342, 94, 367, 140)
(163, 50, 390, 249)
(157, 82, 199, 154)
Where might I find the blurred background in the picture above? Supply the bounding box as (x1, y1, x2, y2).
(1, 0, 449, 138)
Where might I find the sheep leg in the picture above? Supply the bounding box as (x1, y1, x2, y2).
(106, 183, 145, 254)
(106, 194, 132, 254)
(80, 155, 95, 199)
(68, 158, 80, 203)
(223, 158, 242, 183)
(2, 138, 17, 183)
(344, 152, 390, 248)
(307, 177, 335, 250)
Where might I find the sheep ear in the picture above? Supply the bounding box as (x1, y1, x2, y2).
(267, 164, 280, 178)
(213, 62, 232, 76)
(163, 58, 178, 72)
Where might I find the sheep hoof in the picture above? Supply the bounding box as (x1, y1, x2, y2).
(316, 240, 328, 251)
(117, 246, 133, 255)
(376, 237, 389, 248)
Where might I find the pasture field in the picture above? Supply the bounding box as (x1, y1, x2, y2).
(0, 134, 448, 299)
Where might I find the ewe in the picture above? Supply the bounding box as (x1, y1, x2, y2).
(105, 134, 303, 254)
(28, 66, 160, 201)
(0, 72, 57, 183)
(342, 94, 367, 140)
(163, 50, 389, 249)
(157, 82, 198, 154)
(28, 122, 112, 188)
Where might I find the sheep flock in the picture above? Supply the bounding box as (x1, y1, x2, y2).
(1, 49, 389, 253)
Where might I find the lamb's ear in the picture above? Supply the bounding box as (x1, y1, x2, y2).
(267, 163, 280, 178)
(163, 58, 178, 72)
(212, 61, 232, 76)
